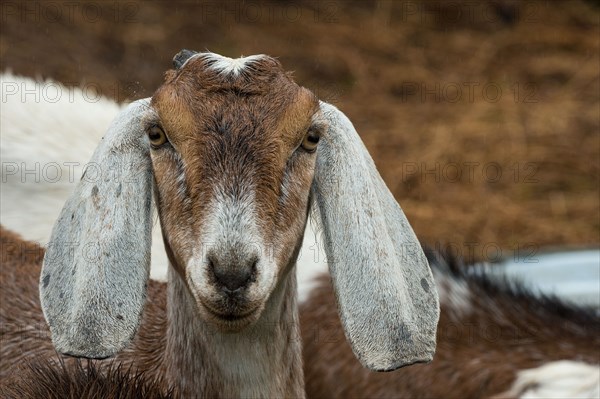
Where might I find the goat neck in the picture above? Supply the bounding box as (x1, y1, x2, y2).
(165, 262, 303, 398)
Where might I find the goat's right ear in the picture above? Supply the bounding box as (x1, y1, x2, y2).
(312, 102, 440, 372)
(40, 99, 154, 359)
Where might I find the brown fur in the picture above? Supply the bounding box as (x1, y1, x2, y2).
(0, 358, 174, 399)
(0, 226, 173, 394)
(1, 227, 58, 376)
(300, 249, 600, 399)
(150, 55, 319, 264)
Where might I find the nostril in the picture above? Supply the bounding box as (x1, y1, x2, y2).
(209, 256, 257, 293)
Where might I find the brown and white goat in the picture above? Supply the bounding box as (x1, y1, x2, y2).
(0, 51, 439, 397)
(300, 247, 600, 398)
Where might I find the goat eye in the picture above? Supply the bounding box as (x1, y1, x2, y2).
(148, 126, 168, 148)
(301, 131, 320, 153)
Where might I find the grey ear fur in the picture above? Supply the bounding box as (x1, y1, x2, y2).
(40, 99, 154, 359)
(173, 49, 198, 69)
(313, 101, 440, 371)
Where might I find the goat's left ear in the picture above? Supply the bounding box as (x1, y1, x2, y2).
(40, 99, 153, 359)
(312, 102, 440, 371)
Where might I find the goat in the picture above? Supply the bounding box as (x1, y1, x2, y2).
(0, 50, 440, 397)
(300, 247, 600, 398)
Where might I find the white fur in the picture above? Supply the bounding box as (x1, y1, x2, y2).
(199, 52, 268, 76)
(297, 216, 329, 303)
(497, 361, 600, 399)
(0, 73, 168, 281)
(0, 72, 118, 237)
(187, 191, 276, 301)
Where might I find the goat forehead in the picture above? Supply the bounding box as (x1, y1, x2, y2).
(152, 58, 319, 146)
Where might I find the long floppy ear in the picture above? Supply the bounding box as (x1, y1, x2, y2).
(313, 102, 440, 371)
(40, 99, 153, 359)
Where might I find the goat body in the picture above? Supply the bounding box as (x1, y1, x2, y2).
(300, 249, 600, 398)
(6, 225, 596, 399)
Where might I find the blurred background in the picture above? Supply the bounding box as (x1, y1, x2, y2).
(1, 0, 598, 264)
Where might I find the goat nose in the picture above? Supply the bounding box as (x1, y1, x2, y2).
(209, 255, 256, 293)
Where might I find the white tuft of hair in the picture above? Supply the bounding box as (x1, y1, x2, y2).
(201, 53, 267, 76)
(495, 360, 600, 399)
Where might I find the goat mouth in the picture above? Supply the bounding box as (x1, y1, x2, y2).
(207, 307, 256, 321)
(200, 300, 259, 323)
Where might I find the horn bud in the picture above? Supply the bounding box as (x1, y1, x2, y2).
(173, 49, 198, 69)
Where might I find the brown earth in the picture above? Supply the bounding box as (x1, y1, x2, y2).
(1, 0, 598, 263)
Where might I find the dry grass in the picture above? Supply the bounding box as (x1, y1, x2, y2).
(1, 0, 598, 262)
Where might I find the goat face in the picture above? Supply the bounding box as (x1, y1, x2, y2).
(147, 52, 325, 331)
